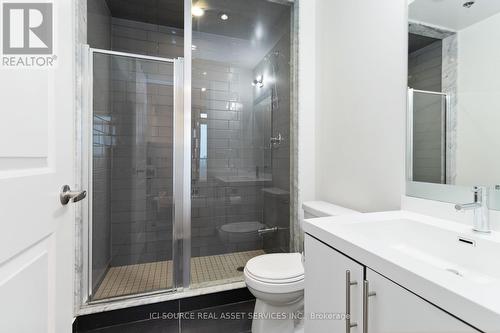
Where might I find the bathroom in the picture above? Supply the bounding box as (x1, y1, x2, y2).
(1, 0, 500, 332)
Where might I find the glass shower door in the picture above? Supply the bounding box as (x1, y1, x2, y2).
(189, 0, 292, 289)
(409, 89, 448, 184)
(90, 51, 179, 300)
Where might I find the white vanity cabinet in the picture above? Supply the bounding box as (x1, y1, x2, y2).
(305, 235, 364, 332)
(365, 269, 479, 333)
(304, 235, 480, 333)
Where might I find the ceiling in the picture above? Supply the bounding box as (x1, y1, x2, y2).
(105, 0, 290, 41)
(409, 0, 500, 31)
(191, 0, 290, 40)
(105, 0, 184, 28)
(104, 0, 291, 68)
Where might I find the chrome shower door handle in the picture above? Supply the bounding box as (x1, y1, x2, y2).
(345, 270, 358, 332)
(60, 185, 87, 205)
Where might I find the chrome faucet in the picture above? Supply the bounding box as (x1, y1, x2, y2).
(258, 226, 278, 236)
(455, 186, 490, 233)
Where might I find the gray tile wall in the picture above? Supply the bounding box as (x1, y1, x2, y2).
(408, 40, 442, 91)
(93, 17, 181, 269)
(252, 29, 291, 253)
(91, 14, 291, 268)
(190, 58, 267, 257)
(108, 47, 176, 266)
(111, 18, 183, 58)
(88, 0, 111, 50)
(106, 18, 180, 266)
(190, 23, 291, 256)
(111, 63, 175, 266)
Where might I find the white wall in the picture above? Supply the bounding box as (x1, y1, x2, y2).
(314, 0, 407, 212)
(298, 0, 317, 205)
(456, 12, 500, 185)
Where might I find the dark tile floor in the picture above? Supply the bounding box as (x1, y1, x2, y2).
(79, 300, 255, 333)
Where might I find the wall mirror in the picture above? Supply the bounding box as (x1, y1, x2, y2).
(406, 0, 500, 209)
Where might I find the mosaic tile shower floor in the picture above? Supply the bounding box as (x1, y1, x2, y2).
(93, 250, 265, 300)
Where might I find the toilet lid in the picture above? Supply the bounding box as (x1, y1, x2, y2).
(245, 253, 304, 283)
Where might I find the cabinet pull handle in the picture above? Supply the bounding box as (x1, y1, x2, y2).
(362, 280, 376, 333)
(345, 270, 358, 332)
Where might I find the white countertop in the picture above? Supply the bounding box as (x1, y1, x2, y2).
(304, 210, 500, 332)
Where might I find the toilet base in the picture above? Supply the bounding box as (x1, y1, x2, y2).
(251, 298, 304, 333)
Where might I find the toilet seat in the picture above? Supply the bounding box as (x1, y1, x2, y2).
(244, 253, 304, 294)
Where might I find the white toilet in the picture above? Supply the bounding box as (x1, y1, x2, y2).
(244, 201, 359, 333)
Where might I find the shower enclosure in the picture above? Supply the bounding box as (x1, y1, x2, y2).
(81, 0, 294, 304)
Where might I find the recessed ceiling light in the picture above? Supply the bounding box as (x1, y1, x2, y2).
(202, 71, 207, 76)
(201, 87, 207, 92)
(192, 6, 205, 17)
(220, 13, 229, 21)
(463, 1, 475, 8)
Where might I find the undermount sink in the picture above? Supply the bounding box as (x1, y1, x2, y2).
(303, 211, 500, 330)
(338, 218, 500, 285)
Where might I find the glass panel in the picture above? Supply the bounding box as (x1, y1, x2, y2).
(91, 53, 174, 300)
(190, 0, 292, 288)
(412, 91, 446, 184)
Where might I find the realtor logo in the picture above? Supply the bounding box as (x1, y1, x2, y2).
(1, 1, 56, 67)
(2, 2, 53, 54)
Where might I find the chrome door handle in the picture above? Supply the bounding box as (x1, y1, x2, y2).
(346, 270, 358, 332)
(60, 185, 87, 205)
(362, 280, 376, 333)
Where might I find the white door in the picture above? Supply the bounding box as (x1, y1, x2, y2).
(304, 234, 364, 333)
(366, 269, 479, 333)
(0, 2, 76, 332)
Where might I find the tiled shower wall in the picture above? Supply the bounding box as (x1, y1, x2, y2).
(109, 17, 275, 258)
(90, 13, 290, 269)
(252, 28, 291, 253)
(108, 57, 174, 266)
(109, 18, 180, 266)
(191, 59, 266, 257)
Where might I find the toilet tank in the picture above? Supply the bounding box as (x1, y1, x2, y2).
(302, 201, 359, 218)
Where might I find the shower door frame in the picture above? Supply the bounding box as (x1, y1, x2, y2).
(81, 47, 190, 304)
(407, 88, 449, 184)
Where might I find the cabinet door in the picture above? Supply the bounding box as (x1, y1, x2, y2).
(305, 234, 364, 333)
(366, 269, 479, 333)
